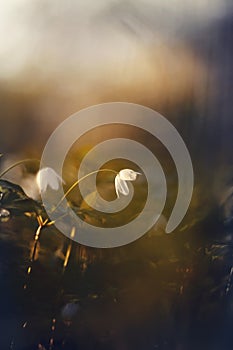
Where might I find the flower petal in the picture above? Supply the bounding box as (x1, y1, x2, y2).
(119, 169, 141, 181)
(36, 168, 48, 193)
(36, 167, 64, 192)
(115, 174, 129, 197)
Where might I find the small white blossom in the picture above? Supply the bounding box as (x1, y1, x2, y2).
(36, 167, 64, 193)
(115, 169, 141, 198)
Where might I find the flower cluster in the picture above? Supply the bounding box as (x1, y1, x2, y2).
(36, 167, 141, 198)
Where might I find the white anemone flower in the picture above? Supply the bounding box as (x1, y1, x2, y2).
(36, 167, 64, 193)
(115, 169, 141, 198)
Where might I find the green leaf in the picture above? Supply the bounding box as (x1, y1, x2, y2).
(0, 179, 40, 215)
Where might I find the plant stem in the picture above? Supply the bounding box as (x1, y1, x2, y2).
(0, 159, 40, 178)
(50, 168, 118, 215)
